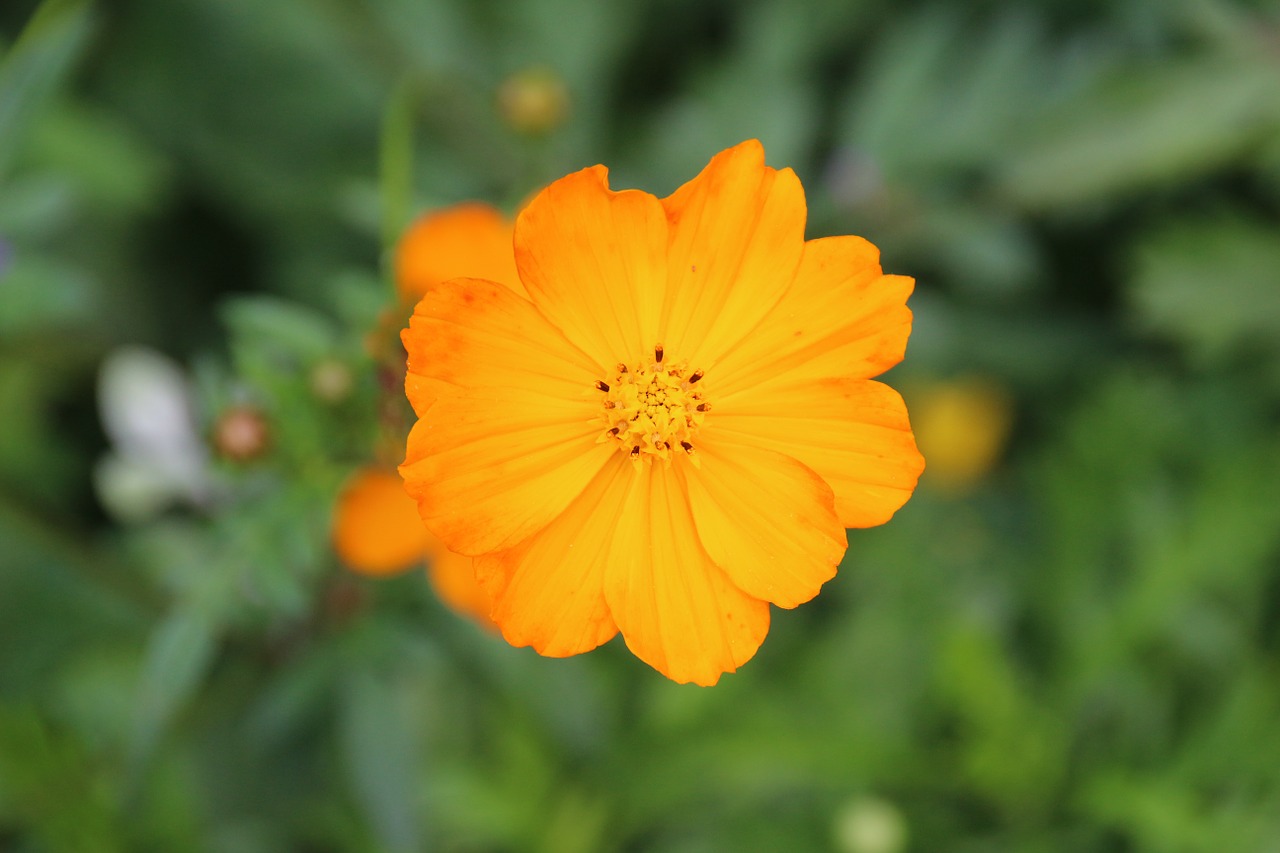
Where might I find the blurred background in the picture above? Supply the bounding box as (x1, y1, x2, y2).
(3, 0, 1280, 850)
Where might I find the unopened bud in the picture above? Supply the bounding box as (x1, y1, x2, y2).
(310, 358, 354, 403)
(498, 67, 569, 135)
(213, 405, 270, 462)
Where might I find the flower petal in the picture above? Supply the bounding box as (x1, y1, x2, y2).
(514, 166, 668, 367)
(712, 377, 924, 528)
(403, 371, 442, 419)
(603, 463, 770, 686)
(680, 438, 846, 609)
(473, 458, 632, 657)
(659, 140, 807, 367)
(402, 277, 601, 397)
(400, 278, 613, 554)
(396, 202, 524, 300)
(711, 236, 914, 398)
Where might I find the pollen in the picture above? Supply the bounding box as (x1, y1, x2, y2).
(595, 347, 707, 467)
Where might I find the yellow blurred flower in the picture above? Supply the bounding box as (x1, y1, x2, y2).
(498, 66, 570, 135)
(911, 378, 1013, 492)
(401, 140, 923, 685)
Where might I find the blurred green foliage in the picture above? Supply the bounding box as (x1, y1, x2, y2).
(2, 0, 1280, 850)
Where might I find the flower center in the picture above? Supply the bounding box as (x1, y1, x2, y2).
(595, 344, 708, 466)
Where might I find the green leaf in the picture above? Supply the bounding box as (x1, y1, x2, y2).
(0, 172, 75, 236)
(244, 643, 339, 747)
(998, 57, 1280, 209)
(328, 268, 395, 331)
(0, 253, 94, 340)
(23, 102, 171, 211)
(0, 499, 143, 696)
(627, 3, 819, 177)
(127, 606, 219, 779)
(0, 0, 94, 180)
(836, 10, 1057, 180)
(338, 670, 423, 853)
(1129, 216, 1280, 360)
(936, 620, 1068, 818)
(908, 204, 1040, 298)
(0, 702, 124, 852)
(221, 295, 338, 364)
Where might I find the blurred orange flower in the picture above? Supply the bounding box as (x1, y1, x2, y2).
(395, 202, 522, 302)
(401, 140, 924, 685)
(329, 202, 534, 630)
(333, 467, 435, 577)
(332, 467, 495, 628)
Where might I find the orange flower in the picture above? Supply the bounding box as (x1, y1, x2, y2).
(395, 203, 523, 302)
(328, 203, 528, 627)
(401, 140, 924, 684)
(332, 468, 496, 628)
(333, 467, 435, 576)
(424, 541, 497, 628)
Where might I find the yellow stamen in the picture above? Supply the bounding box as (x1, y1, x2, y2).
(595, 349, 707, 467)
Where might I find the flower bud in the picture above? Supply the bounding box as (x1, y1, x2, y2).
(212, 405, 270, 462)
(498, 67, 569, 135)
(310, 358, 354, 403)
